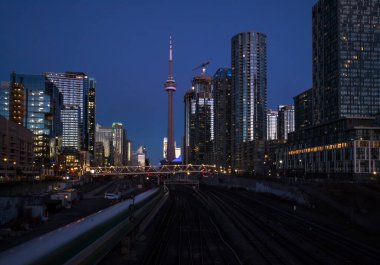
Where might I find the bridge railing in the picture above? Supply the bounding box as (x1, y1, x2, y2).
(89, 164, 216, 176)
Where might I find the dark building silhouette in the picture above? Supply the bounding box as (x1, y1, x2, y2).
(279, 0, 380, 179)
(88, 79, 96, 158)
(294, 89, 312, 131)
(184, 76, 214, 165)
(213, 68, 232, 169)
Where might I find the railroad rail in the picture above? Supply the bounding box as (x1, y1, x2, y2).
(203, 187, 380, 265)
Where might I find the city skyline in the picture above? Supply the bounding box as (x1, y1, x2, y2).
(1, 1, 380, 263)
(0, 0, 315, 163)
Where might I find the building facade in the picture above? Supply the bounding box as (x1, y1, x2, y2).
(112, 122, 128, 166)
(277, 105, 295, 141)
(61, 106, 81, 154)
(87, 78, 96, 157)
(0, 116, 34, 180)
(9, 76, 25, 126)
(95, 124, 113, 166)
(163, 137, 181, 160)
(9, 73, 63, 166)
(279, 0, 380, 179)
(266, 109, 278, 140)
(45, 72, 91, 151)
(184, 76, 214, 165)
(312, 0, 380, 124)
(94, 142, 105, 166)
(294, 89, 312, 131)
(213, 68, 232, 169)
(0, 81, 10, 119)
(231, 31, 267, 174)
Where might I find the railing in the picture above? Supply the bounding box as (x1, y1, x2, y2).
(90, 164, 216, 176)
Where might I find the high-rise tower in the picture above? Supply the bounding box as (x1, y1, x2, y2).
(278, 0, 380, 178)
(231, 31, 267, 173)
(164, 36, 176, 162)
(184, 76, 214, 165)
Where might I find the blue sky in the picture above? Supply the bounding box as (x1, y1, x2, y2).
(0, 0, 315, 163)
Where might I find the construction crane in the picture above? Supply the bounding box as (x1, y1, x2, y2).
(192, 61, 210, 76)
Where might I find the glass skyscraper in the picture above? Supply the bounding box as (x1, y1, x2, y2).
(45, 72, 90, 151)
(277, 105, 295, 141)
(184, 76, 214, 165)
(279, 0, 380, 178)
(10, 73, 63, 166)
(61, 106, 80, 153)
(112, 122, 127, 166)
(293, 89, 312, 131)
(312, 0, 380, 124)
(95, 124, 113, 166)
(231, 31, 267, 173)
(266, 109, 278, 140)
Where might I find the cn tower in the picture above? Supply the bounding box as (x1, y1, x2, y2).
(164, 36, 176, 162)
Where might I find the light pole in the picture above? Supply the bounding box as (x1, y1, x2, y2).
(13, 161, 16, 181)
(3, 158, 7, 181)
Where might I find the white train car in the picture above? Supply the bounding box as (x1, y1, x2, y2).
(0, 188, 163, 265)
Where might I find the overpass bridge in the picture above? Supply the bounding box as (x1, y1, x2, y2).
(0, 166, 215, 264)
(89, 164, 216, 176)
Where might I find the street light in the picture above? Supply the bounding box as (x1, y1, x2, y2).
(13, 161, 16, 180)
(3, 158, 7, 180)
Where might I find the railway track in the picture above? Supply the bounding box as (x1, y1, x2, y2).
(204, 187, 380, 265)
(104, 185, 379, 264)
(204, 189, 305, 265)
(237, 190, 380, 264)
(142, 187, 241, 265)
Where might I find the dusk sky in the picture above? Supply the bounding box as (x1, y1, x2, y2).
(0, 0, 315, 164)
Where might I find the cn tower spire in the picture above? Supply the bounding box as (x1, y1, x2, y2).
(169, 36, 173, 73)
(165, 36, 176, 163)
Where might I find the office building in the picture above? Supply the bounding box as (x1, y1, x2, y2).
(45, 72, 91, 151)
(126, 140, 132, 166)
(231, 31, 267, 174)
(294, 89, 312, 131)
(112, 122, 128, 166)
(184, 75, 214, 165)
(9, 77, 25, 126)
(312, 0, 380, 124)
(278, 0, 380, 178)
(277, 105, 295, 141)
(132, 146, 147, 167)
(0, 82, 10, 119)
(9, 73, 63, 166)
(87, 78, 96, 156)
(95, 124, 113, 166)
(163, 137, 181, 160)
(94, 142, 105, 166)
(95, 123, 129, 166)
(266, 109, 278, 140)
(61, 106, 81, 153)
(213, 68, 232, 169)
(0, 116, 34, 180)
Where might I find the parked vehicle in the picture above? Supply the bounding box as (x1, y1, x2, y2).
(104, 192, 121, 200)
